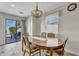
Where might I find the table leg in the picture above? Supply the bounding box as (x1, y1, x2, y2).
(50, 48, 53, 56)
(22, 40, 23, 51)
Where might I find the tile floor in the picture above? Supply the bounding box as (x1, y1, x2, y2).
(0, 41, 74, 56)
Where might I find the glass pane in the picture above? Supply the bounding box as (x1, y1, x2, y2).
(16, 21, 22, 41)
(5, 19, 21, 44)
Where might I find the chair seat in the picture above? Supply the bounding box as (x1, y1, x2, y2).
(55, 49, 62, 55)
(25, 45, 40, 55)
(25, 43, 40, 53)
(30, 44, 40, 53)
(30, 44, 38, 49)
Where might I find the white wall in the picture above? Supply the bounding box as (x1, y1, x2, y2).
(59, 3, 79, 55)
(32, 15, 45, 35)
(26, 16, 32, 35)
(26, 15, 45, 36)
(0, 12, 25, 45)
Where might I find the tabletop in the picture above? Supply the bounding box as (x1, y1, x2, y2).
(29, 36, 64, 48)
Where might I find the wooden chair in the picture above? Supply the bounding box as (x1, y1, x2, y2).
(54, 38, 68, 56)
(41, 32, 47, 38)
(22, 33, 41, 56)
(45, 37, 68, 56)
(47, 33, 55, 38)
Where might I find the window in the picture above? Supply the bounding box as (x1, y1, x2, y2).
(45, 12, 59, 34)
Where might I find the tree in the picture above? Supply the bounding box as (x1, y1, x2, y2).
(9, 27, 16, 35)
(16, 21, 21, 29)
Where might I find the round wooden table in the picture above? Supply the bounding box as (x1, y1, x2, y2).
(31, 37, 64, 56)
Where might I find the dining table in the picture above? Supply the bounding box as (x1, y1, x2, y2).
(29, 36, 64, 56)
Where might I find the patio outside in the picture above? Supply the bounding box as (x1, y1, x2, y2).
(5, 19, 22, 44)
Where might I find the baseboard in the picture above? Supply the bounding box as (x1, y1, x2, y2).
(65, 49, 79, 56)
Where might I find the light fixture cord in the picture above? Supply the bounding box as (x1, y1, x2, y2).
(36, 2, 38, 10)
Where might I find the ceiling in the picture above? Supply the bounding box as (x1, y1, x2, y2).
(0, 2, 68, 17)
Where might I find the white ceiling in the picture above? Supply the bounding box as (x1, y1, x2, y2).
(0, 2, 68, 17)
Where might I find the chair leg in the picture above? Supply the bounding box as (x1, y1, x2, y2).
(39, 49, 41, 56)
(61, 51, 64, 56)
(61, 48, 64, 56)
(43, 49, 44, 52)
(23, 50, 26, 56)
(22, 40, 23, 52)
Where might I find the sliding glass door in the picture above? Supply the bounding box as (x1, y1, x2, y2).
(5, 19, 21, 44)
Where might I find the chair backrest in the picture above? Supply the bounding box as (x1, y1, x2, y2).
(63, 38, 68, 48)
(22, 33, 31, 50)
(47, 33, 55, 38)
(56, 35, 68, 49)
(41, 32, 46, 38)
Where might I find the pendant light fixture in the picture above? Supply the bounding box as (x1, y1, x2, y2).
(32, 2, 43, 17)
